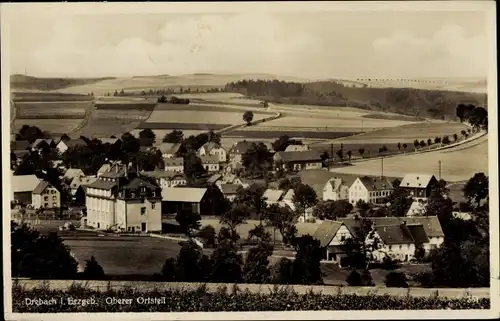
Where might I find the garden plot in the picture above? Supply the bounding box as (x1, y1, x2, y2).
(15, 102, 90, 119)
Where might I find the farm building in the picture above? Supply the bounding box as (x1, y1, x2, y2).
(314, 216, 445, 264)
(348, 176, 393, 205)
(11, 174, 42, 205)
(97, 164, 112, 177)
(69, 176, 98, 199)
(399, 174, 440, 200)
(142, 170, 187, 189)
(263, 189, 286, 206)
(218, 184, 241, 201)
(32, 181, 61, 209)
(207, 173, 223, 185)
(200, 155, 220, 172)
(163, 157, 184, 173)
(57, 139, 87, 154)
(406, 200, 427, 216)
(284, 144, 310, 152)
(228, 140, 254, 163)
(157, 142, 182, 159)
(31, 138, 56, 152)
(239, 178, 267, 189)
(322, 177, 350, 201)
(85, 163, 163, 233)
(198, 142, 227, 163)
(273, 151, 323, 172)
(63, 168, 86, 181)
(161, 187, 210, 215)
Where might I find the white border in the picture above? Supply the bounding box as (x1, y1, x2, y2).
(2, 1, 498, 320)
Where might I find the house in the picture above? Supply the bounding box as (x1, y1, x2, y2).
(313, 221, 353, 264)
(11, 174, 42, 205)
(32, 181, 61, 209)
(284, 144, 310, 152)
(263, 189, 286, 206)
(161, 187, 210, 215)
(273, 151, 323, 171)
(198, 142, 227, 163)
(207, 173, 223, 185)
(56, 139, 87, 154)
(157, 142, 182, 159)
(69, 176, 98, 198)
(322, 177, 350, 201)
(218, 184, 241, 201)
(239, 178, 267, 189)
(348, 176, 393, 205)
(340, 216, 445, 260)
(280, 189, 295, 210)
(97, 164, 112, 177)
(399, 174, 440, 200)
(142, 170, 187, 189)
(164, 157, 184, 173)
(406, 200, 427, 216)
(63, 168, 85, 182)
(85, 163, 162, 232)
(31, 138, 56, 152)
(201, 155, 220, 172)
(315, 216, 445, 264)
(228, 141, 254, 163)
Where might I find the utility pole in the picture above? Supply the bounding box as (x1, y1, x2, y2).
(438, 160, 442, 180)
(330, 143, 334, 168)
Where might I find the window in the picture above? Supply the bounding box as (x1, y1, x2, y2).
(44, 203, 48, 208)
(44, 196, 48, 201)
(51, 190, 56, 194)
(52, 196, 57, 201)
(388, 245, 392, 250)
(399, 245, 402, 250)
(141, 207, 146, 215)
(53, 202, 57, 207)
(151, 202, 156, 209)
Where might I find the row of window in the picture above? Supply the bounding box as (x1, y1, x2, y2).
(43, 202, 57, 208)
(43, 190, 57, 195)
(43, 196, 57, 201)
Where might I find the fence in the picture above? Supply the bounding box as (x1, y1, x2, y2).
(12, 279, 490, 299)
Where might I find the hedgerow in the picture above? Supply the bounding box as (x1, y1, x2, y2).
(12, 283, 489, 312)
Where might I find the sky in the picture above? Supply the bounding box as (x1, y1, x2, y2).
(5, 7, 492, 80)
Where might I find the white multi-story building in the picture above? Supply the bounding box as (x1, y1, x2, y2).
(85, 163, 162, 233)
(199, 142, 227, 163)
(163, 157, 184, 173)
(201, 155, 220, 172)
(349, 176, 393, 205)
(142, 170, 187, 189)
(32, 181, 61, 209)
(322, 177, 350, 201)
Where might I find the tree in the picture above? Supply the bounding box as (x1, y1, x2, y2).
(387, 187, 413, 217)
(278, 176, 302, 191)
(60, 134, 71, 142)
(346, 270, 362, 286)
(442, 136, 450, 144)
(175, 208, 201, 237)
(291, 235, 323, 285)
(358, 148, 365, 157)
(456, 104, 466, 122)
(469, 107, 488, 130)
(413, 139, 420, 149)
(83, 256, 106, 280)
(347, 150, 352, 162)
(11, 222, 78, 279)
(463, 173, 489, 208)
(120, 132, 140, 156)
(197, 225, 216, 248)
(234, 184, 267, 221)
(272, 257, 294, 284)
(272, 135, 303, 152)
(292, 184, 318, 221)
(264, 203, 300, 245)
(461, 130, 467, 137)
(161, 257, 177, 281)
(138, 129, 156, 147)
(397, 142, 401, 150)
(434, 137, 441, 144)
(385, 272, 409, 287)
(242, 142, 273, 176)
(183, 151, 206, 182)
(419, 140, 426, 147)
(207, 130, 221, 144)
(453, 133, 458, 142)
(427, 138, 432, 146)
(243, 111, 254, 125)
(210, 237, 243, 283)
(336, 149, 344, 161)
(243, 225, 274, 283)
(220, 203, 251, 233)
(402, 143, 407, 150)
(15, 125, 46, 143)
(340, 217, 380, 269)
(175, 240, 205, 282)
(313, 200, 353, 220)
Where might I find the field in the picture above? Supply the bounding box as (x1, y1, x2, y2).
(330, 136, 488, 182)
(310, 142, 415, 160)
(11, 91, 93, 102)
(326, 122, 469, 144)
(14, 102, 91, 119)
(224, 130, 357, 140)
(11, 119, 84, 135)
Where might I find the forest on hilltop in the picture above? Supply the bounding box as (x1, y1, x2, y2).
(224, 80, 487, 120)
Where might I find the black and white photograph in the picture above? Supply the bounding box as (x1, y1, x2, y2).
(2, 1, 498, 319)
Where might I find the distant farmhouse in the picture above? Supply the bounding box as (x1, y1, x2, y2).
(348, 176, 393, 205)
(273, 150, 323, 171)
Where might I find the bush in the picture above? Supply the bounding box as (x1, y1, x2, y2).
(412, 271, 435, 288)
(346, 270, 362, 286)
(82, 256, 106, 280)
(361, 269, 374, 286)
(385, 271, 409, 288)
(197, 225, 216, 248)
(11, 283, 489, 312)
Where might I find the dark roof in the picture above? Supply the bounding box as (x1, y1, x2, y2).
(207, 174, 222, 184)
(12, 140, 31, 150)
(142, 170, 185, 180)
(219, 184, 241, 195)
(375, 225, 414, 245)
(157, 142, 182, 154)
(32, 181, 57, 194)
(313, 221, 344, 247)
(230, 141, 253, 154)
(86, 179, 117, 190)
(339, 216, 444, 239)
(275, 150, 322, 163)
(405, 224, 430, 244)
(358, 176, 393, 191)
(164, 157, 184, 167)
(63, 139, 87, 148)
(99, 163, 137, 179)
(122, 177, 159, 190)
(201, 142, 223, 153)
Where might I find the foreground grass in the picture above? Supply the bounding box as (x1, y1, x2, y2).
(12, 283, 488, 312)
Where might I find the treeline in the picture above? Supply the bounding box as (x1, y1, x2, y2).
(10, 75, 114, 91)
(158, 95, 190, 104)
(456, 104, 488, 130)
(224, 80, 487, 120)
